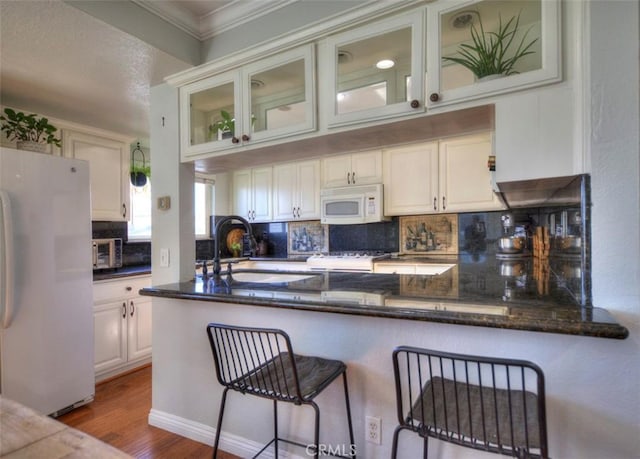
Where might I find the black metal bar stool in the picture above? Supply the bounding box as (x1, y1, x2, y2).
(206, 323, 356, 458)
(391, 346, 549, 459)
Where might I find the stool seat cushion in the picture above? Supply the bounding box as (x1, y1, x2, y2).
(410, 376, 541, 449)
(231, 352, 346, 402)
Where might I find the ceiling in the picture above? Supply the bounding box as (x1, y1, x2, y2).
(0, 0, 288, 143)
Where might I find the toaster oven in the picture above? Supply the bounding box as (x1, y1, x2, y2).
(92, 238, 123, 270)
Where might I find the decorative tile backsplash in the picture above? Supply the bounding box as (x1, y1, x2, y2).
(400, 214, 459, 255)
(288, 221, 328, 255)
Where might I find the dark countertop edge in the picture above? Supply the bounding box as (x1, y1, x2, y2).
(93, 265, 151, 281)
(139, 288, 629, 340)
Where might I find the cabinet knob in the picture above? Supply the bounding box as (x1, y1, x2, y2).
(429, 93, 440, 102)
(410, 99, 420, 109)
(242, 134, 250, 142)
(126, 286, 132, 291)
(231, 136, 240, 144)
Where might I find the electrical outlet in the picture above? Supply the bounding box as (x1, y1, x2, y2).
(366, 416, 381, 445)
(160, 248, 170, 267)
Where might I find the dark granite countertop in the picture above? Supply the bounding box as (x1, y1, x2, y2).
(93, 265, 151, 281)
(140, 255, 628, 339)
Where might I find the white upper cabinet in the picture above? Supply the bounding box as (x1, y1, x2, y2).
(383, 132, 504, 216)
(425, 0, 561, 108)
(180, 45, 316, 159)
(438, 132, 504, 212)
(323, 12, 425, 127)
(273, 159, 321, 221)
(383, 142, 439, 216)
(232, 166, 273, 222)
(62, 129, 130, 221)
(322, 150, 383, 188)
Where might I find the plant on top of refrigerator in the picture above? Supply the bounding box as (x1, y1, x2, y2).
(0, 107, 62, 147)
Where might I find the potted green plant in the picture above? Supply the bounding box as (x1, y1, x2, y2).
(130, 142, 150, 187)
(210, 110, 235, 140)
(0, 107, 62, 153)
(442, 12, 538, 80)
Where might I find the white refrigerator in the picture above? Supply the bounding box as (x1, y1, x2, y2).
(0, 147, 95, 416)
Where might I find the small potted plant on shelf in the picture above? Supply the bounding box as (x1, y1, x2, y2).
(0, 107, 62, 153)
(209, 110, 235, 140)
(442, 12, 538, 81)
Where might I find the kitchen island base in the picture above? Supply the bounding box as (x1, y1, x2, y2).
(147, 296, 635, 459)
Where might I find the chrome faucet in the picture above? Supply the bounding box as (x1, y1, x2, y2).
(212, 215, 257, 276)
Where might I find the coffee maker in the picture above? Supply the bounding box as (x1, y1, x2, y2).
(550, 209, 582, 254)
(497, 213, 527, 256)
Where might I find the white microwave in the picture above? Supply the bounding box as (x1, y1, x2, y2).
(320, 184, 388, 225)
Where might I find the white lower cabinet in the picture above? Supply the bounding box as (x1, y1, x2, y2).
(383, 132, 505, 216)
(93, 275, 152, 381)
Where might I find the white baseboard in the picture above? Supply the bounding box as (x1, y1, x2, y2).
(148, 408, 305, 459)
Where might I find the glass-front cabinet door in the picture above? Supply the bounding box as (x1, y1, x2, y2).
(180, 70, 241, 158)
(243, 45, 316, 144)
(180, 45, 315, 159)
(323, 12, 425, 127)
(426, 0, 560, 107)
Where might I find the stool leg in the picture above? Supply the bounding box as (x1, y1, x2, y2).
(422, 436, 428, 459)
(342, 372, 356, 458)
(391, 426, 401, 459)
(311, 401, 320, 459)
(273, 400, 278, 458)
(213, 388, 230, 459)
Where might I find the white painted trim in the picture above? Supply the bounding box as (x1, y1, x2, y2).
(199, 0, 298, 41)
(133, 0, 297, 42)
(165, 0, 424, 87)
(148, 408, 305, 459)
(576, 0, 591, 174)
(133, 0, 201, 40)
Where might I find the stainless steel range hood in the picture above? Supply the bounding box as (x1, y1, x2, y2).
(496, 174, 588, 208)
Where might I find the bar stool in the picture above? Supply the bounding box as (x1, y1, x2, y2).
(391, 346, 549, 459)
(206, 323, 356, 458)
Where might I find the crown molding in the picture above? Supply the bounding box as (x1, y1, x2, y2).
(133, 0, 298, 41)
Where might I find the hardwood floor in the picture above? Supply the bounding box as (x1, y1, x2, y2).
(58, 365, 239, 458)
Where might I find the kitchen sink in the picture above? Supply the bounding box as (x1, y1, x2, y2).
(230, 272, 318, 284)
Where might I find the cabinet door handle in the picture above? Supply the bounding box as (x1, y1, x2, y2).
(292, 207, 296, 218)
(122, 203, 126, 218)
(433, 197, 437, 211)
(130, 300, 135, 317)
(352, 171, 356, 184)
(442, 196, 446, 210)
(122, 302, 126, 319)
(297, 207, 301, 218)
(347, 172, 351, 184)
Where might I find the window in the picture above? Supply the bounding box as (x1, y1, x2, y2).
(127, 175, 215, 241)
(128, 180, 152, 240)
(195, 175, 215, 239)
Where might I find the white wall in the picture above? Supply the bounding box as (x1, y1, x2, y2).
(150, 1, 640, 458)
